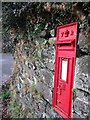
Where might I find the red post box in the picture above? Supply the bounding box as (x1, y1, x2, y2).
(52, 22, 78, 118)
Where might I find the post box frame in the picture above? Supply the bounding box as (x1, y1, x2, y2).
(52, 22, 78, 118)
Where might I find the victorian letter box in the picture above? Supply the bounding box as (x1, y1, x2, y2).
(52, 22, 78, 118)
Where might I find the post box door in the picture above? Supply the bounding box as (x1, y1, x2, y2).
(52, 22, 78, 118)
(56, 51, 75, 118)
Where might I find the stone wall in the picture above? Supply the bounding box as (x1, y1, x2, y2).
(73, 34, 90, 118)
(10, 38, 61, 118)
(73, 56, 90, 118)
(10, 32, 90, 118)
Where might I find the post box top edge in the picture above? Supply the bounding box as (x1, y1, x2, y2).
(57, 22, 78, 30)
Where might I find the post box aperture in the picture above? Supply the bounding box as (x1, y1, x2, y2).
(52, 22, 78, 118)
(61, 58, 68, 82)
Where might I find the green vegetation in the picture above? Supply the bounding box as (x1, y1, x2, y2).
(8, 98, 20, 118)
(0, 84, 10, 100)
(2, 2, 90, 53)
(1, 90, 10, 100)
(73, 88, 77, 101)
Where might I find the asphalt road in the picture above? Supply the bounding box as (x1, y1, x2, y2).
(0, 53, 13, 85)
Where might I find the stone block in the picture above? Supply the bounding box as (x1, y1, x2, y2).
(41, 49, 48, 58)
(46, 104, 60, 118)
(75, 56, 90, 93)
(37, 101, 46, 113)
(48, 37, 56, 46)
(73, 113, 81, 118)
(36, 81, 52, 104)
(74, 98, 89, 118)
(76, 89, 89, 103)
(42, 46, 55, 60)
(46, 59, 55, 71)
(78, 34, 89, 51)
(75, 79, 89, 93)
(39, 69, 53, 87)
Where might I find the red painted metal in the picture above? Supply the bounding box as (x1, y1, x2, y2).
(52, 22, 78, 118)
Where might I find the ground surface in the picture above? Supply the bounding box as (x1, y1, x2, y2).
(0, 53, 13, 85)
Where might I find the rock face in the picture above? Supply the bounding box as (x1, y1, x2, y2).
(74, 56, 90, 118)
(11, 38, 60, 118)
(73, 18, 90, 118)
(10, 29, 90, 118)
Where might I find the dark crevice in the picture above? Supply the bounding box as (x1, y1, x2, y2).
(76, 45, 89, 57)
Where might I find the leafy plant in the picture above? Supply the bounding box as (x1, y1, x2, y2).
(8, 99, 20, 118)
(2, 2, 90, 53)
(1, 90, 10, 99)
(73, 88, 77, 101)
